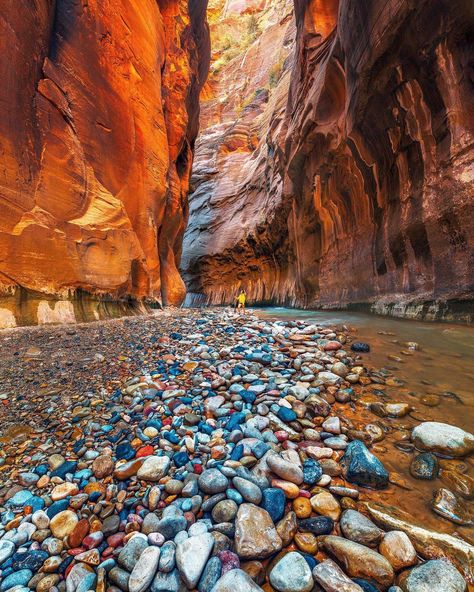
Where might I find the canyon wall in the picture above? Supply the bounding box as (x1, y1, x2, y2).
(183, 0, 474, 319)
(0, 0, 209, 327)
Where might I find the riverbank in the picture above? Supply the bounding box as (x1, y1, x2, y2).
(0, 309, 473, 591)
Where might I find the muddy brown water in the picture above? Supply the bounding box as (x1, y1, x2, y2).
(255, 307, 474, 544)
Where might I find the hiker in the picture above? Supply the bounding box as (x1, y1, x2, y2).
(235, 289, 246, 313)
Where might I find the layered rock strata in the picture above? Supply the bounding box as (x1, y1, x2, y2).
(183, 0, 474, 318)
(0, 0, 210, 326)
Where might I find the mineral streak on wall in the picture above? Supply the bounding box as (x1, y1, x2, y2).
(183, 0, 474, 319)
(0, 0, 210, 326)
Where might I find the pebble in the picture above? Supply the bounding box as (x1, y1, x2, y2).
(410, 452, 439, 480)
(234, 504, 282, 559)
(313, 559, 364, 592)
(400, 559, 467, 592)
(340, 510, 384, 547)
(176, 532, 215, 588)
(320, 535, 395, 588)
(269, 552, 314, 592)
(412, 422, 474, 457)
(129, 546, 161, 592)
(211, 568, 264, 591)
(379, 530, 417, 570)
(341, 440, 389, 489)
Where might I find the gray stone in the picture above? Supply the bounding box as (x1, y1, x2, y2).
(269, 552, 314, 592)
(211, 569, 264, 592)
(403, 559, 466, 592)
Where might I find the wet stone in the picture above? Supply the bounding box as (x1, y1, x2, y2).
(410, 453, 439, 480)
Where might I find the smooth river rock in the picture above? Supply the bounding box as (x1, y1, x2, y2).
(234, 504, 282, 559)
(269, 552, 314, 592)
(320, 535, 394, 588)
(176, 532, 215, 588)
(411, 423, 474, 458)
(400, 559, 466, 592)
(313, 559, 364, 592)
(211, 569, 264, 591)
(365, 502, 474, 582)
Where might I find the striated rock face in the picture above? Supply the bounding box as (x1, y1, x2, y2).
(183, 0, 474, 317)
(0, 0, 210, 324)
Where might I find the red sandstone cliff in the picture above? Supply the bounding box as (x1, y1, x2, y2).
(184, 0, 474, 318)
(0, 0, 209, 319)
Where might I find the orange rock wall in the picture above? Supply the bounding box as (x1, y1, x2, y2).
(0, 0, 209, 308)
(184, 0, 474, 317)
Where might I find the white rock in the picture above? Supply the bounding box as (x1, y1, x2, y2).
(129, 545, 161, 592)
(137, 456, 171, 481)
(176, 533, 214, 588)
(211, 569, 264, 591)
(412, 422, 474, 457)
(313, 559, 364, 592)
(269, 552, 314, 592)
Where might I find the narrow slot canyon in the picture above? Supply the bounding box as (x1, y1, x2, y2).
(183, 0, 474, 321)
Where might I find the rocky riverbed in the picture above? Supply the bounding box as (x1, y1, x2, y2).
(0, 309, 473, 592)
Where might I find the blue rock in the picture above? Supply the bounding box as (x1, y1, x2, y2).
(174, 452, 190, 468)
(152, 568, 181, 592)
(46, 498, 71, 518)
(116, 442, 136, 461)
(156, 515, 187, 540)
(225, 412, 246, 432)
(6, 490, 33, 507)
(0, 569, 32, 591)
(198, 556, 222, 592)
(28, 496, 45, 512)
(301, 553, 318, 570)
(252, 441, 270, 459)
(226, 488, 243, 505)
(240, 390, 256, 404)
(159, 541, 176, 573)
(341, 440, 389, 489)
(298, 516, 334, 535)
(351, 342, 370, 353)
(34, 464, 49, 476)
(303, 459, 323, 485)
(76, 573, 97, 592)
(230, 444, 244, 461)
(50, 460, 77, 479)
(11, 550, 48, 571)
(261, 488, 285, 522)
(277, 407, 297, 422)
(353, 579, 380, 592)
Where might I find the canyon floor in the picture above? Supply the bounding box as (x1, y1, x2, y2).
(0, 309, 473, 592)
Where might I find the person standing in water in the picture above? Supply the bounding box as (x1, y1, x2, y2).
(235, 289, 246, 313)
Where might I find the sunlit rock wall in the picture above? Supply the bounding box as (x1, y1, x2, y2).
(0, 0, 209, 327)
(184, 0, 474, 318)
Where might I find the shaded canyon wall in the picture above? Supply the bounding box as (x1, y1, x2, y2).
(183, 0, 474, 319)
(0, 0, 210, 327)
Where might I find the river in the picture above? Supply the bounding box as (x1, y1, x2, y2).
(254, 307, 474, 543)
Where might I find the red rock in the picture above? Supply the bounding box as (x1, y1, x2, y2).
(183, 0, 474, 321)
(324, 342, 342, 352)
(113, 458, 145, 480)
(83, 532, 104, 549)
(136, 445, 155, 458)
(67, 518, 90, 548)
(0, 0, 210, 325)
